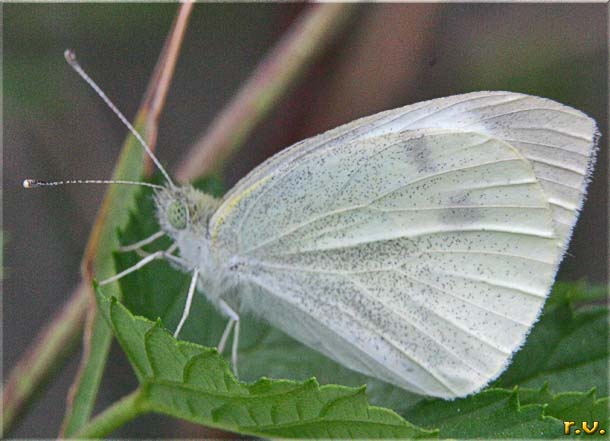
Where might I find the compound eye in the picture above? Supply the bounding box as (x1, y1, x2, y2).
(167, 200, 188, 230)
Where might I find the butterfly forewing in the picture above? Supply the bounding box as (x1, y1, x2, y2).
(220, 91, 597, 253)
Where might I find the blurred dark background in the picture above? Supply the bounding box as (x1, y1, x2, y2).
(3, 3, 607, 437)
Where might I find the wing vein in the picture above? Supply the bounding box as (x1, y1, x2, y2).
(467, 106, 590, 124)
(502, 139, 591, 157)
(367, 158, 527, 206)
(248, 226, 555, 257)
(425, 249, 554, 264)
(537, 176, 582, 191)
(395, 268, 531, 326)
(256, 247, 554, 265)
(396, 93, 523, 126)
(435, 270, 548, 298)
(370, 204, 548, 213)
(548, 198, 578, 211)
(509, 127, 592, 142)
(528, 158, 586, 175)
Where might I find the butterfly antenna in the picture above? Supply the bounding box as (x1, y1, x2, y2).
(23, 178, 165, 190)
(63, 49, 174, 187)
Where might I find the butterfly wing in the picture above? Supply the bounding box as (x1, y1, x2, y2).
(222, 91, 598, 251)
(209, 93, 597, 398)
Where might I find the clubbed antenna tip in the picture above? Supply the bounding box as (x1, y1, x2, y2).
(64, 49, 76, 63)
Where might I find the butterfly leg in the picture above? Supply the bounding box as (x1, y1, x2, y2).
(232, 320, 240, 378)
(217, 299, 240, 377)
(99, 245, 187, 285)
(161, 244, 189, 269)
(173, 268, 200, 338)
(217, 320, 235, 354)
(99, 250, 165, 285)
(118, 230, 165, 252)
(129, 239, 177, 260)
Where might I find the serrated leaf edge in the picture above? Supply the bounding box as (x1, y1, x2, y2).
(95, 289, 437, 438)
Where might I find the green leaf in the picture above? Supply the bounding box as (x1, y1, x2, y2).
(404, 386, 609, 439)
(404, 388, 563, 438)
(94, 287, 436, 438)
(520, 386, 609, 423)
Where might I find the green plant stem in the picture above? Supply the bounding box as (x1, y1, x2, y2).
(72, 389, 146, 438)
(1, 282, 89, 437)
(59, 307, 114, 436)
(175, 3, 356, 181)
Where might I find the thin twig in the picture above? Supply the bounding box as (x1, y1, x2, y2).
(175, 3, 355, 182)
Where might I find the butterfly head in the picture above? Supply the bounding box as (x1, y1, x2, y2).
(155, 185, 220, 238)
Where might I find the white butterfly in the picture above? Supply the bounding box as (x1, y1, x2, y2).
(26, 51, 598, 399)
